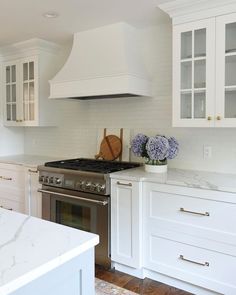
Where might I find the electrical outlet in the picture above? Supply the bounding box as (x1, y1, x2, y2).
(203, 146, 212, 159)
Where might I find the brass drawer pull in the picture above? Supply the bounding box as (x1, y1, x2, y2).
(117, 181, 132, 187)
(0, 205, 13, 211)
(180, 207, 210, 216)
(16, 119, 23, 122)
(0, 176, 12, 181)
(179, 255, 209, 267)
(28, 169, 38, 173)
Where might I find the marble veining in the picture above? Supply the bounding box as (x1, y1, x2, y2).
(0, 209, 98, 295)
(110, 167, 236, 193)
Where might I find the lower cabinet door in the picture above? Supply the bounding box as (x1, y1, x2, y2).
(111, 179, 142, 268)
(144, 235, 236, 294)
(0, 197, 24, 213)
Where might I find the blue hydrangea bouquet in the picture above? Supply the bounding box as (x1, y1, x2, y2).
(131, 134, 179, 173)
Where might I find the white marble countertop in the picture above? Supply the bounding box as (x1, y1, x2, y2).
(0, 208, 99, 295)
(110, 167, 236, 193)
(0, 154, 63, 168)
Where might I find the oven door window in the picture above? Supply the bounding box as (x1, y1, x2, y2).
(55, 200, 97, 232)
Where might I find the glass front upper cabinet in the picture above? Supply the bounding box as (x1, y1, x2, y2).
(180, 28, 206, 119)
(5, 65, 17, 122)
(215, 13, 236, 126)
(224, 22, 236, 119)
(173, 18, 215, 127)
(23, 61, 35, 122)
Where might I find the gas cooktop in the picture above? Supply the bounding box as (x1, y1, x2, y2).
(44, 158, 141, 174)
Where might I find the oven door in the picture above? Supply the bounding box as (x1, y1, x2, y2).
(39, 186, 110, 268)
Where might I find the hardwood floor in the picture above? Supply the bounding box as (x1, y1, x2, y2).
(95, 266, 193, 295)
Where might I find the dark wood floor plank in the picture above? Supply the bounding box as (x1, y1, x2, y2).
(95, 266, 193, 295)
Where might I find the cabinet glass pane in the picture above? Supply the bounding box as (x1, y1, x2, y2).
(12, 104, 16, 121)
(29, 82, 34, 101)
(6, 66, 10, 83)
(225, 55, 236, 86)
(225, 89, 236, 118)
(181, 61, 192, 89)
(226, 22, 236, 54)
(11, 65, 16, 82)
(6, 105, 11, 121)
(29, 103, 34, 120)
(181, 31, 192, 59)
(23, 63, 28, 81)
(29, 62, 34, 80)
(23, 83, 28, 101)
(24, 103, 29, 121)
(194, 59, 206, 88)
(6, 85, 11, 102)
(194, 91, 206, 118)
(194, 29, 206, 57)
(181, 92, 192, 119)
(12, 84, 16, 102)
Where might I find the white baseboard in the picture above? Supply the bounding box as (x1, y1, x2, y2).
(112, 262, 221, 295)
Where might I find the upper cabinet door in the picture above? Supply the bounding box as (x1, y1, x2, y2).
(4, 63, 18, 124)
(216, 13, 236, 127)
(173, 19, 215, 127)
(20, 57, 38, 124)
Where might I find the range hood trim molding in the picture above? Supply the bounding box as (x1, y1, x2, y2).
(49, 74, 151, 99)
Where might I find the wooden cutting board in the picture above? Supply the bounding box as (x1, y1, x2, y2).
(95, 135, 122, 161)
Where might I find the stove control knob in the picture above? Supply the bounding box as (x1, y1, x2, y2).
(49, 177, 54, 184)
(78, 180, 85, 189)
(85, 181, 92, 190)
(55, 178, 62, 185)
(90, 183, 97, 191)
(39, 175, 44, 183)
(97, 184, 105, 193)
(44, 176, 49, 184)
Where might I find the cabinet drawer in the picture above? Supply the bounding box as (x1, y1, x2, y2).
(0, 198, 24, 213)
(145, 236, 236, 294)
(0, 167, 25, 190)
(147, 188, 236, 238)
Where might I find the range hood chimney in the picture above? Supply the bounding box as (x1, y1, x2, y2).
(49, 22, 151, 99)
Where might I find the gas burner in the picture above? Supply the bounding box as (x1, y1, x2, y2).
(45, 158, 140, 174)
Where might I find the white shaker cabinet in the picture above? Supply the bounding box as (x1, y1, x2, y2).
(173, 18, 215, 127)
(164, 2, 236, 127)
(25, 167, 42, 218)
(111, 178, 142, 269)
(216, 12, 236, 126)
(2, 39, 60, 127)
(0, 163, 25, 214)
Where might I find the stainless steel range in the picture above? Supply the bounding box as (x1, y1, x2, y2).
(38, 158, 140, 268)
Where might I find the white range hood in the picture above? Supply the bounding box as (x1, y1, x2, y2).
(49, 22, 151, 99)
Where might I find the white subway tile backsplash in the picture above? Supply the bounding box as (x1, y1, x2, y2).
(23, 18, 236, 174)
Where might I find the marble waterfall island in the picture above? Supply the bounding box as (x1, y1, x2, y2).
(0, 208, 99, 295)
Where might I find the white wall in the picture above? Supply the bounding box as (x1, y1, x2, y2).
(24, 12, 236, 174)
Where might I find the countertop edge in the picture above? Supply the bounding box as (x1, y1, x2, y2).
(0, 236, 99, 295)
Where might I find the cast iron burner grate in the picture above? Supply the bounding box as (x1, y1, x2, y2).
(45, 158, 140, 174)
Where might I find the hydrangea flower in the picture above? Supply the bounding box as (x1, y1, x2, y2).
(167, 137, 179, 159)
(146, 136, 169, 161)
(131, 134, 149, 157)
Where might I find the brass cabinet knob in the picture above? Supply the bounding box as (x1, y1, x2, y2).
(216, 116, 221, 121)
(16, 119, 23, 123)
(207, 116, 212, 121)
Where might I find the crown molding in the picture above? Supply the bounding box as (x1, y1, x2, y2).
(0, 38, 61, 59)
(158, 0, 236, 24)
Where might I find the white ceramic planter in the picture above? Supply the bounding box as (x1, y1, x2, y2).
(145, 164, 167, 173)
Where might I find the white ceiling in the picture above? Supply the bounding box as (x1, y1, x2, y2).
(0, 0, 171, 46)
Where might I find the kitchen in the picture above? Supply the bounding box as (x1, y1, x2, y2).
(0, 0, 236, 294)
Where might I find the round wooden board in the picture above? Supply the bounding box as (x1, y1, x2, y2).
(96, 135, 122, 161)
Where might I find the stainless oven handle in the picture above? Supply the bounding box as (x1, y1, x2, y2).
(37, 189, 108, 206)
